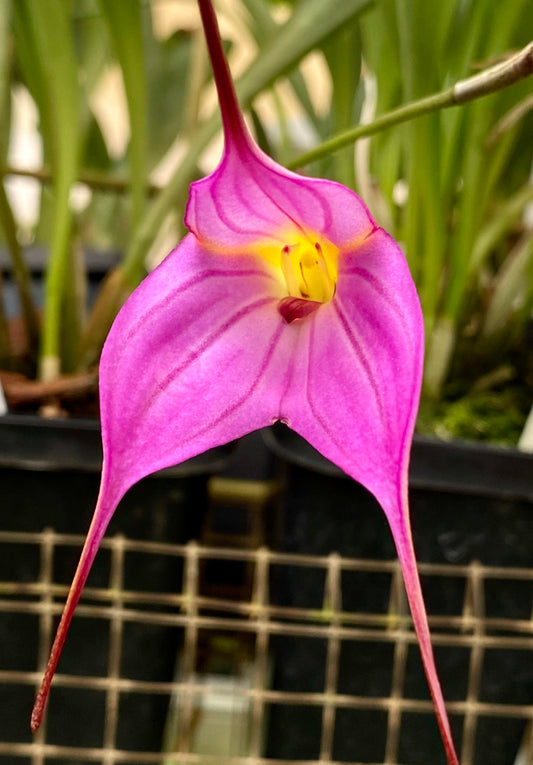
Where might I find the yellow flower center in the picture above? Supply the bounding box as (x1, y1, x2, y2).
(260, 231, 338, 303)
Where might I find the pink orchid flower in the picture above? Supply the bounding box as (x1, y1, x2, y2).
(32, 1, 458, 762)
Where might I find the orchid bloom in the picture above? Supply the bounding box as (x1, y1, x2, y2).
(31, 1, 458, 762)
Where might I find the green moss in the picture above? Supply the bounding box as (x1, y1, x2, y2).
(417, 388, 529, 446)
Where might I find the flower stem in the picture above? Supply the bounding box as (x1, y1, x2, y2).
(197, 0, 249, 148)
(289, 40, 533, 168)
(1, 164, 162, 196)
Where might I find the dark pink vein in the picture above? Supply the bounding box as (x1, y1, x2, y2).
(243, 160, 309, 238)
(332, 301, 387, 427)
(122, 266, 277, 347)
(341, 264, 416, 352)
(179, 320, 284, 445)
(137, 295, 276, 420)
(208, 184, 279, 240)
(303, 319, 383, 477)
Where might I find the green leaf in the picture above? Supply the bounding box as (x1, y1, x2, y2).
(236, 0, 372, 106)
(98, 0, 147, 259)
(322, 22, 362, 188)
(241, 0, 325, 140)
(0, 0, 11, 160)
(11, 2, 52, 153)
(23, 0, 81, 378)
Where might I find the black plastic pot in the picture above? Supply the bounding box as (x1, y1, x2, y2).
(263, 424, 533, 765)
(0, 413, 233, 758)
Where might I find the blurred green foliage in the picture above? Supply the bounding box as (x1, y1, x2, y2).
(0, 0, 531, 442)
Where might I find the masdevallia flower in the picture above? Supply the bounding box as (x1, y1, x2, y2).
(32, 1, 458, 762)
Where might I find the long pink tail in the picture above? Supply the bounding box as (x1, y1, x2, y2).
(392, 510, 459, 765)
(31, 482, 119, 732)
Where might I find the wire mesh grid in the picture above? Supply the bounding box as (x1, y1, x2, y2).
(1, 528, 533, 765)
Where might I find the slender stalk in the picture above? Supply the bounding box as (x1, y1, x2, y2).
(290, 90, 452, 168)
(1, 164, 162, 196)
(197, 0, 249, 146)
(0, 368, 97, 407)
(289, 40, 533, 168)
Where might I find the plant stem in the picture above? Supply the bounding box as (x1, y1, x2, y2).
(0, 368, 97, 407)
(1, 164, 162, 197)
(289, 40, 533, 168)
